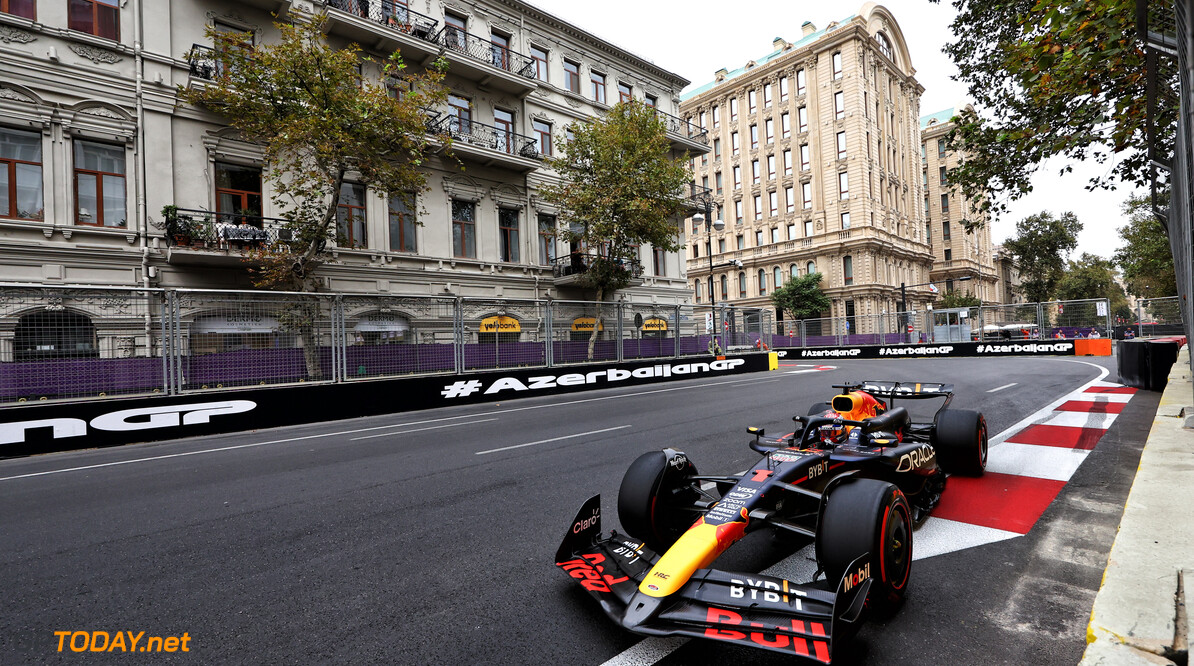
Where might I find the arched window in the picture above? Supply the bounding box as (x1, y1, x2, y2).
(720, 275, 728, 300)
(757, 269, 767, 295)
(876, 32, 893, 61)
(695, 280, 703, 302)
(790, 263, 799, 278)
(774, 267, 783, 289)
(14, 311, 98, 361)
(738, 271, 747, 298)
(807, 260, 816, 275)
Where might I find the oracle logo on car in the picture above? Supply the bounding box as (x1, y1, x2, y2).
(0, 401, 257, 445)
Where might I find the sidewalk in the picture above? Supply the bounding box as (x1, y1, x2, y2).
(1082, 346, 1193, 665)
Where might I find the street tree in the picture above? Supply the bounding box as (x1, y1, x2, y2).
(538, 100, 691, 360)
(935, 0, 1178, 221)
(936, 290, 982, 309)
(1002, 211, 1082, 303)
(1114, 193, 1177, 297)
(178, 15, 448, 377)
(771, 272, 831, 323)
(1056, 252, 1133, 322)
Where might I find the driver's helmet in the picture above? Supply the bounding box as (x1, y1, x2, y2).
(817, 421, 850, 445)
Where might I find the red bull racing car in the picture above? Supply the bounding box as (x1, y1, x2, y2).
(555, 380, 987, 663)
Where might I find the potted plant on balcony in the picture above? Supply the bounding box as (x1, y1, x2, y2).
(162, 205, 193, 246)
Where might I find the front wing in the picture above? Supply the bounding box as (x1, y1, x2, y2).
(555, 495, 870, 663)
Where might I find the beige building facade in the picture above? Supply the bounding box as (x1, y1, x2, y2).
(0, 0, 705, 303)
(679, 3, 937, 332)
(920, 106, 999, 303)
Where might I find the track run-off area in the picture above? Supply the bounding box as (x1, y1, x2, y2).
(0, 355, 1158, 665)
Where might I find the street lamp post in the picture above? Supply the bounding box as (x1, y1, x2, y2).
(692, 203, 740, 348)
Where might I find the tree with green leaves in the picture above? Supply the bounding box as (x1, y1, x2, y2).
(1055, 252, 1132, 322)
(935, 0, 1177, 221)
(178, 15, 448, 377)
(538, 100, 691, 360)
(1114, 193, 1177, 297)
(1002, 211, 1082, 303)
(936, 289, 982, 309)
(771, 272, 831, 323)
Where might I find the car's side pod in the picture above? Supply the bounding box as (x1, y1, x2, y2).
(556, 494, 602, 564)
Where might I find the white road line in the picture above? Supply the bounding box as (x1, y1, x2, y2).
(988, 382, 1017, 393)
(349, 418, 498, 441)
(475, 425, 631, 455)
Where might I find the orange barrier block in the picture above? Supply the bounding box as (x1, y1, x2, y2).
(1075, 338, 1112, 356)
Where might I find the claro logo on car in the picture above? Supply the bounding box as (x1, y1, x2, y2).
(0, 401, 257, 445)
(440, 359, 747, 398)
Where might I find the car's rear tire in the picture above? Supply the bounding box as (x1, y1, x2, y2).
(618, 450, 700, 552)
(933, 409, 988, 477)
(817, 479, 912, 613)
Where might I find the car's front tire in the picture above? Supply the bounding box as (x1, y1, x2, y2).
(816, 478, 912, 614)
(933, 409, 988, 476)
(617, 449, 700, 552)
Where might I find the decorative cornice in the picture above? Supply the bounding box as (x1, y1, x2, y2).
(68, 43, 123, 65)
(0, 86, 36, 103)
(0, 25, 36, 44)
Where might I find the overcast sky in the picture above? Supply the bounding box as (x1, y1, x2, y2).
(525, 0, 1137, 260)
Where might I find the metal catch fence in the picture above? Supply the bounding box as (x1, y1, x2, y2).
(0, 284, 773, 405)
(1134, 296, 1185, 337)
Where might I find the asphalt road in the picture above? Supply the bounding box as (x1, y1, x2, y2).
(0, 355, 1154, 664)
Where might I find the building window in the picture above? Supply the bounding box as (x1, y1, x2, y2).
(783, 149, 792, 176)
(751, 160, 760, 184)
(779, 76, 789, 102)
(644, 94, 657, 108)
(750, 124, 758, 149)
(734, 200, 743, 223)
(443, 12, 467, 50)
(721, 275, 729, 299)
(943, 220, 951, 240)
(498, 207, 519, 262)
(695, 280, 702, 303)
(1, 0, 35, 18)
(493, 108, 516, 154)
(940, 192, 950, 214)
(731, 131, 740, 155)
(653, 247, 666, 276)
(215, 162, 262, 220)
(1, 127, 43, 220)
(748, 89, 757, 113)
(763, 85, 772, 108)
(14, 311, 97, 361)
(702, 175, 709, 191)
(713, 138, 721, 160)
(944, 248, 952, 261)
(712, 105, 720, 128)
(529, 45, 548, 82)
(807, 260, 816, 275)
(937, 138, 946, 158)
(781, 112, 790, 138)
(618, 82, 632, 103)
(791, 263, 799, 278)
(715, 171, 723, 194)
(738, 271, 747, 298)
(591, 71, 606, 103)
(770, 225, 779, 242)
(785, 186, 794, 213)
(832, 52, 843, 79)
(753, 229, 763, 246)
(736, 234, 744, 249)
(564, 60, 580, 93)
(733, 166, 741, 189)
(796, 69, 806, 96)
(836, 131, 847, 159)
(729, 97, 738, 121)
(385, 194, 417, 253)
(774, 266, 783, 289)
(449, 93, 471, 133)
(841, 212, 851, 230)
(767, 154, 776, 180)
(451, 199, 476, 258)
(69, 0, 119, 40)
(490, 32, 512, 70)
(838, 172, 849, 199)
(939, 165, 947, 184)
(804, 220, 813, 237)
(718, 238, 726, 253)
(800, 144, 810, 170)
(765, 118, 774, 144)
(802, 182, 812, 209)
(699, 111, 707, 130)
(834, 91, 845, 120)
(798, 106, 808, 133)
(753, 195, 762, 220)
(533, 119, 552, 156)
(876, 32, 893, 61)
(758, 269, 768, 295)
(786, 223, 795, 239)
(73, 140, 125, 227)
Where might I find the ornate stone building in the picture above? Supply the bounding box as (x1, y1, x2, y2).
(679, 3, 936, 331)
(920, 106, 999, 303)
(0, 0, 705, 301)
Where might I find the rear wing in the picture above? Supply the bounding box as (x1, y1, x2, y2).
(857, 381, 954, 399)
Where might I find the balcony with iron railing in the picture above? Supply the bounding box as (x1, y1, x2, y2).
(552, 253, 644, 288)
(323, 0, 441, 59)
(432, 25, 538, 94)
(655, 108, 709, 152)
(427, 114, 543, 171)
(164, 207, 295, 264)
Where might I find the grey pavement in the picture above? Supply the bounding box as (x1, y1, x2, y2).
(1082, 345, 1193, 666)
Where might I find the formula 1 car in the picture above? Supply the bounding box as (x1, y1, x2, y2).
(555, 381, 987, 663)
